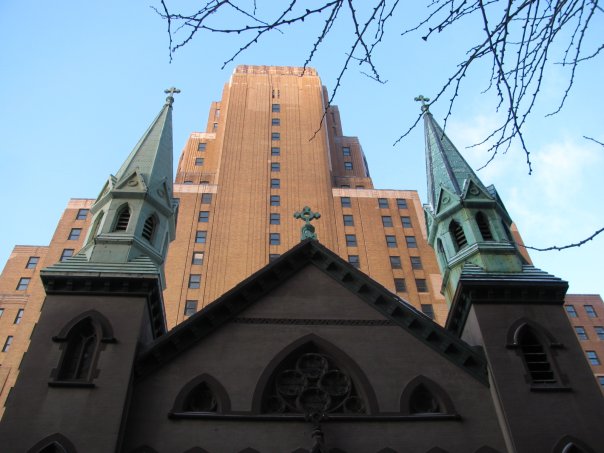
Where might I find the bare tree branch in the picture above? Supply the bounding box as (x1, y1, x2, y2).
(520, 227, 604, 251)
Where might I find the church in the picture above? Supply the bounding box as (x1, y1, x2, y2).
(0, 70, 603, 452)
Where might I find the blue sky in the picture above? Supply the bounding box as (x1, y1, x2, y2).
(0, 1, 602, 296)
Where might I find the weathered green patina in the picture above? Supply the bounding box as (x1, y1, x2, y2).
(294, 206, 321, 241)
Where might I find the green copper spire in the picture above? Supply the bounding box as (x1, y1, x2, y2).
(420, 101, 490, 210)
(42, 89, 180, 289)
(419, 98, 525, 304)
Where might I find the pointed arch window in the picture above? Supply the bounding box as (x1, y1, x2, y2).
(553, 435, 597, 453)
(142, 215, 157, 242)
(88, 211, 104, 242)
(449, 220, 467, 251)
(258, 340, 371, 416)
(475, 212, 493, 240)
(114, 205, 130, 232)
(27, 433, 77, 453)
(57, 318, 98, 381)
(172, 374, 231, 415)
(517, 326, 556, 384)
(400, 376, 456, 416)
(51, 311, 115, 386)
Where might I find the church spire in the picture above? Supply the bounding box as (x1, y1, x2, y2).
(418, 97, 524, 304)
(42, 89, 180, 289)
(417, 97, 489, 210)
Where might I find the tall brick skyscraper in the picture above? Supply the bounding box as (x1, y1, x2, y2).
(0, 66, 451, 415)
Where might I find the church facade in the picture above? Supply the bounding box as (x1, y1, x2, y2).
(0, 68, 603, 452)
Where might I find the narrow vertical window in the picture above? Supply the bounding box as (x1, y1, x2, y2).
(2, 336, 13, 352)
(410, 256, 423, 270)
(14, 309, 24, 325)
(475, 212, 493, 240)
(142, 215, 156, 242)
(344, 162, 353, 171)
(16, 278, 30, 290)
(396, 198, 408, 209)
(394, 278, 406, 292)
(449, 220, 467, 250)
(382, 216, 393, 227)
(389, 256, 402, 269)
(517, 327, 556, 384)
(184, 300, 198, 316)
(345, 234, 357, 247)
(195, 231, 207, 244)
(114, 205, 130, 231)
(415, 279, 428, 292)
(270, 195, 280, 206)
(385, 235, 397, 248)
(271, 178, 280, 189)
(400, 216, 412, 228)
(405, 236, 417, 248)
(341, 197, 351, 208)
(58, 318, 99, 380)
(192, 252, 204, 265)
(343, 215, 354, 226)
(270, 213, 281, 225)
(585, 305, 597, 318)
(188, 275, 201, 289)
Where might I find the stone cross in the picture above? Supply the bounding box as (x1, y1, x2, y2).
(414, 94, 430, 112)
(164, 87, 181, 105)
(294, 206, 321, 241)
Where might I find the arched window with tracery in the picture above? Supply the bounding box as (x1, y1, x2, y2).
(142, 214, 157, 243)
(516, 325, 556, 384)
(257, 339, 372, 416)
(449, 220, 467, 251)
(58, 318, 98, 381)
(475, 212, 493, 240)
(51, 311, 115, 385)
(114, 204, 130, 232)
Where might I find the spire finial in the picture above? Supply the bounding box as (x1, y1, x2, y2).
(294, 206, 321, 241)
(164, 87, 181, 105)
(414, 94, 430, 112)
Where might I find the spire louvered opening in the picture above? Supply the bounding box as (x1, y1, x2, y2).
(114, 205, 130, 232)
(449, 220, 467, 251)
(518, 327, 556, 384)
(475, 212, 493, 240)
(142, 215, 157, 242)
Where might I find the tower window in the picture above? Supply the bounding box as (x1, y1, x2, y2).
(271, 162, 280, 172)
(341, 197, 351, 208)
(421, 304, 435, 320)
(394, 278, 406, 292)
(270, 213, 280, 225)
(382, 216, 393, 227)
(198, 211, 210, 222)
(565, 305, 577, 317)
(192, 252, 204, 265)
(344, 162, 353, 171)
(449, 220, 467, 250)
(16, 278, 30, 291)
(415, 279, 428, 292)
(26, 256, 39, 269)
(195, 231, 207, 243)
(184, 300, 198, 316)
(385, 235, 397, 248)
(271, 178, 280, 189)
(271, 147, 280, 156)
(60, 249, 74, 262)
(198, 143, 206, 151)
(405, 236, 417, 248)
(76, 209, 89, 220)
(57, 318, 99, 381)
(114, 205, 131, 231)
(410, 256, 423, 270)
(396, 198, 408, 209)
(594, 326, 604, 340)
(272, 118, 280, 126)
(68, 228, 82, 240)
(348, 255, 360, 268)
(390, 256, 402, 269)
(195, 157, 204, 166)
(585, 305, 597, 318)
(201, 193, 213, 204)
(11, 309, 24, 325)
(142, 215, 156, 242)
(270, 195, 280, 206)
(2, 336, 13, 352)
(475, 212, 493, 240)
(574, 327, 588, 340)
(401, 216, 412, 228)
(345, 234, 357, 247)
(586, 351, 600, 366)
(378, 198, 389, 208)
(188, 274, 201, 289)
(271, 132, 280, 141)
(517, 327, 556, 384)
(272, 104, 280, 112)
(342, 147, 351, 156)
(269, 233, 280, 245)
(343, 215, 354, 226)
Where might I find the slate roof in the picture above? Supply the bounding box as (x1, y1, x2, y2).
(134, 239, 489, 385)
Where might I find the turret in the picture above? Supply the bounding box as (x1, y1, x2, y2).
(418, 97, 524, 304)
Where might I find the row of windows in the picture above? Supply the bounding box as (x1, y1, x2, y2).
(574, 326, 604, 341)
(566, 304, 598, 318)
(0, 309, 24, 326)
(343, 234, 417, 249)
(389, 256, 423, 270)
(391, 277, 429, 293)
(341, 197, 408, 209)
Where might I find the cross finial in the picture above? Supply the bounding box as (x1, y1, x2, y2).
(414, 94, 430, 112)
(164, 87, 181, 105)
(294, 206, 321, 241)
